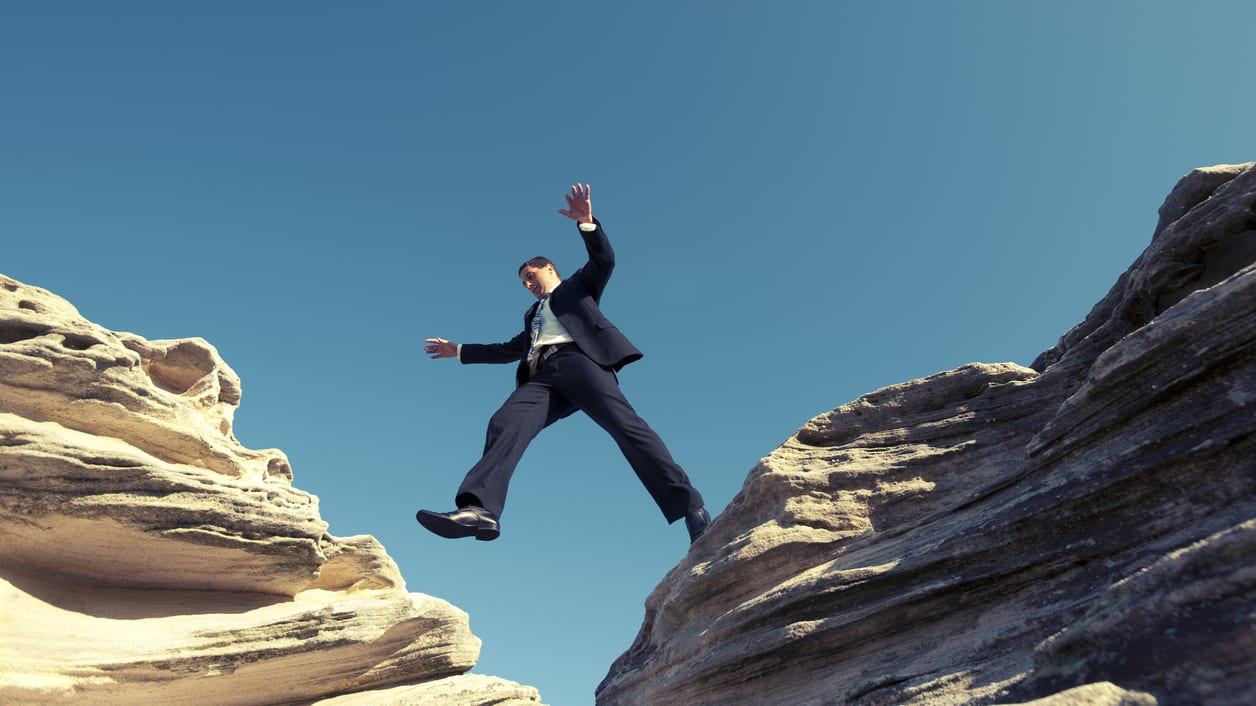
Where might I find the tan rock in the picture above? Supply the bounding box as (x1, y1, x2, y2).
(0, 275, 545, 705)
(311, 674, 545, 705)
(1003, 682, 1157, 706)
(597, 164, 1256, 705)
(0, 563, 479, 704)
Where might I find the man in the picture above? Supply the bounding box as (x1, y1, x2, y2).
(419, 183, 711, 545)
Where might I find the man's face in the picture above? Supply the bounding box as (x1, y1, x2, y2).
(520, 264, 561, 299)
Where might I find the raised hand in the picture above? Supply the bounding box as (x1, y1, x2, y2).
(558, 183, 593, 224)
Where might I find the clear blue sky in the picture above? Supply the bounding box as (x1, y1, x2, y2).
(2, 3, 1252, 704)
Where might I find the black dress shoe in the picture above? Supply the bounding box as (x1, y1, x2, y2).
(685, 507, 711, 544)
(416, 505, 500, 541)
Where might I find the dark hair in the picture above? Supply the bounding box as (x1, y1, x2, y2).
(518, 256, 559, 278)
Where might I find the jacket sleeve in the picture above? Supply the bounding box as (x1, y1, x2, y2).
(570, 218, 614, 303)
(460, 329, 530, 365)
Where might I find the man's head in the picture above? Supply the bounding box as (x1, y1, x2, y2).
(518, 256, 562, 299)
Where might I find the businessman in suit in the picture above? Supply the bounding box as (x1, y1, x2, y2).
(419, 183, 711, 544)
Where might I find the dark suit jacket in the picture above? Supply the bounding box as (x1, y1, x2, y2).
(460, 218, 644, 387)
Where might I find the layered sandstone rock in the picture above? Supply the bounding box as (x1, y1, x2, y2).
(0, 278, 543, 705)
(598, 163, 1256, 705)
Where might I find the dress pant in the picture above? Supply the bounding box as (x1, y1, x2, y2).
(455, 344, 704, 523)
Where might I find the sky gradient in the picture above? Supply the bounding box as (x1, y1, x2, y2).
(3, 2, 1254, 704)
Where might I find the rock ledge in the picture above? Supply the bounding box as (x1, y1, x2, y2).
(0, 276, 544, 705)
(598, 163, 1256, 706)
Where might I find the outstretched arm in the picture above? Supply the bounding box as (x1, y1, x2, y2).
(557, 182, 615, 300)
(428, 330, 532, 365)
(558, 183, 593, 224)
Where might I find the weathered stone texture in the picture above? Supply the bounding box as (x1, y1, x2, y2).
(598, 163, 1256, 705)
(0, 277, 544, 705)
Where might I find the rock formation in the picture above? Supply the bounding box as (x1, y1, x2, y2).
(5, 162, 1252, 706)
(0, 278, 544, 704)
(598, 163, 1256, 705)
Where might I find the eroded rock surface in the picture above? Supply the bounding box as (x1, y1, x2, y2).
(598, 163, 1256, 705)
(0, 278, 544, 705)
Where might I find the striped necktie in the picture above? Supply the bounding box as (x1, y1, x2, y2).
(526, 295, 550, 368)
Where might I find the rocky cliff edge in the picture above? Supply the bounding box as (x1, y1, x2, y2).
(597, 163, 1256, 706)
(0, 276, 544, 705)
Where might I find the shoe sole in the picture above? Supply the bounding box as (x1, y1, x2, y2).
(416, 510, 500, 541)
